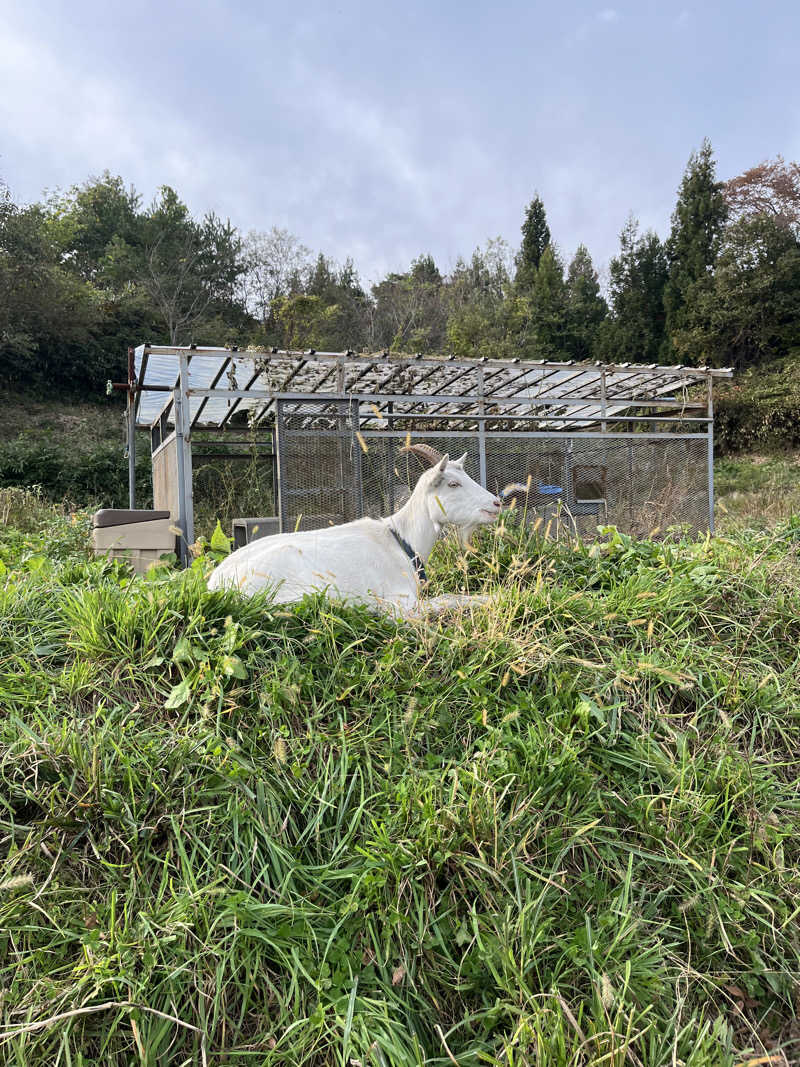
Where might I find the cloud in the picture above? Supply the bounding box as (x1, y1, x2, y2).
(0, 9, 500, 282)
(0, 19, 240, 202)
(570, 7, 622, 44)
(2, 0, 797, 293)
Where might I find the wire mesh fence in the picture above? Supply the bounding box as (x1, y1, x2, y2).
(274, 401, 711, 538)
(191, 439, 276, 538)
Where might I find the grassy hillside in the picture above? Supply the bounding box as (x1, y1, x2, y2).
(1, 492, 799, 1065)
(0, 395, 153, 510)
(716, 452, 800, 529)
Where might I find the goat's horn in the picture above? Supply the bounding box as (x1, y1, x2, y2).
(501, 483, 530, 507)
(400, 442, 444, 468)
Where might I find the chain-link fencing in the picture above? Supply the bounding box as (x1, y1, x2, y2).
(274, 400, 711, 538)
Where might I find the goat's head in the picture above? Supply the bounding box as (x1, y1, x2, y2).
(414, 451, 501, 543)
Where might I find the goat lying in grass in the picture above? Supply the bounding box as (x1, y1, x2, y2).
(208, 452, 501, 616)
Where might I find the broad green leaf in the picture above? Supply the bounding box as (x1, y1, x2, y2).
(221, 654, 247, 680)
(165, 679, 191, 709)
(210, 520, 232, 554)
(172, 637, 196, 665)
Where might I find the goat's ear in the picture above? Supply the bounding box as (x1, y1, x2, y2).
(431, 453, 449, 485)
(453, 452, 467, 469)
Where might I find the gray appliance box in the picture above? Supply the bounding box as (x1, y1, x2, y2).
(232, 517, 281, 549)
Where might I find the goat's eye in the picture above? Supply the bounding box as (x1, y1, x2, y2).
(448, 481, 461, 488)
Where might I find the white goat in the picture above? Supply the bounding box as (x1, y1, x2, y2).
(207, 452, 502, 616)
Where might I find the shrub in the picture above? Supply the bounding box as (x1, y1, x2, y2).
(0, 434, 152, 508)
(714, 352, 800, 455)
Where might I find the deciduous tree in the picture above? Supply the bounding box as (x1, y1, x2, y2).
(370, 254, 448, 352)
(45, 171, 142, 283)
(239, 227, 311, 325)
(0, 184, 102, 391)
(724, 156, 800, 233)
(137, 187, 243, 344)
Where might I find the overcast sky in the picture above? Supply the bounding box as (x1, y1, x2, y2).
(2, 0, 798, 285)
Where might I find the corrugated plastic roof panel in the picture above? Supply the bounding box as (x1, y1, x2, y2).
(133, 346, 731, 430)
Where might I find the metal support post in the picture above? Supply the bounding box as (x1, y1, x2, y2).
(386, 401, 395, 512)
(127, 390, 136, 509)
(476, 367, 487, 488)
(270, 425, 279, 521)
(707, 376, 715, 534)
(275, 402, 287, 532)
(173, 388, 189, 564)
(335, 359, 349, 522)
(175, 353, 195, 565)
(350, 399, 364, 518)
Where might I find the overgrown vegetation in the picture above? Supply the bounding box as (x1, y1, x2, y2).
(713, 353, 800, 455)
(1, 495, 799, 1065)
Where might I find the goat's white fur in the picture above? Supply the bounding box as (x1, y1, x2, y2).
(207, 453, 501, 616)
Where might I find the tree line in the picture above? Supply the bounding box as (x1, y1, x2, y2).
(1, 141, 799, 397)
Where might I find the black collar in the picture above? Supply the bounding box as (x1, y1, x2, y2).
(388, 525, 427, 584)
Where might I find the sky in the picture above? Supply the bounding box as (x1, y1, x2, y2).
(1, 0, 799, 286)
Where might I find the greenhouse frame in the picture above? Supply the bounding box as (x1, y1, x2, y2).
(123, 345, 733, 564)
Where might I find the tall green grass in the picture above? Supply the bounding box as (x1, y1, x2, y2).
(1, 504, 799, 1065)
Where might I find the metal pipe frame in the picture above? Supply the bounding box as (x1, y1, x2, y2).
(182, 388, 707, 410)
(274, 402, 287, 532)
(282, 429, 710, 441)
(127, 389, 136, 509)
(132, 345, 731, 550)
(476, 366, 487, 487)
(135, 350, 730, 433)
(498, 364, 591, 404)
(175, 353, 195, 564)
(151, 428, 176, 459)
(190, 355, 233, 428)
(134, 344, 732, 384)
(218, 364, 263, 429)
(248, 356, 309, 424)
(707, 376, 715, 534)
(351, 399, 364, 518)
(132, 343, 150, 422)
(352, 412, 712, 424)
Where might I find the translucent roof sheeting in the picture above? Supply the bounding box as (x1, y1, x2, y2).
(133, 345, 732, 430)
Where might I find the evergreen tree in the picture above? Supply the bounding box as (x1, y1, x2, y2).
(134, 187, 243, 345)
(515, 194, 551, 290)
(564, 245, 607, 360)
(670, 215, 800, 369)
(525, 244, 568, 357)
(663, 139, 728, 357)
(597, 217, 668, 364)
